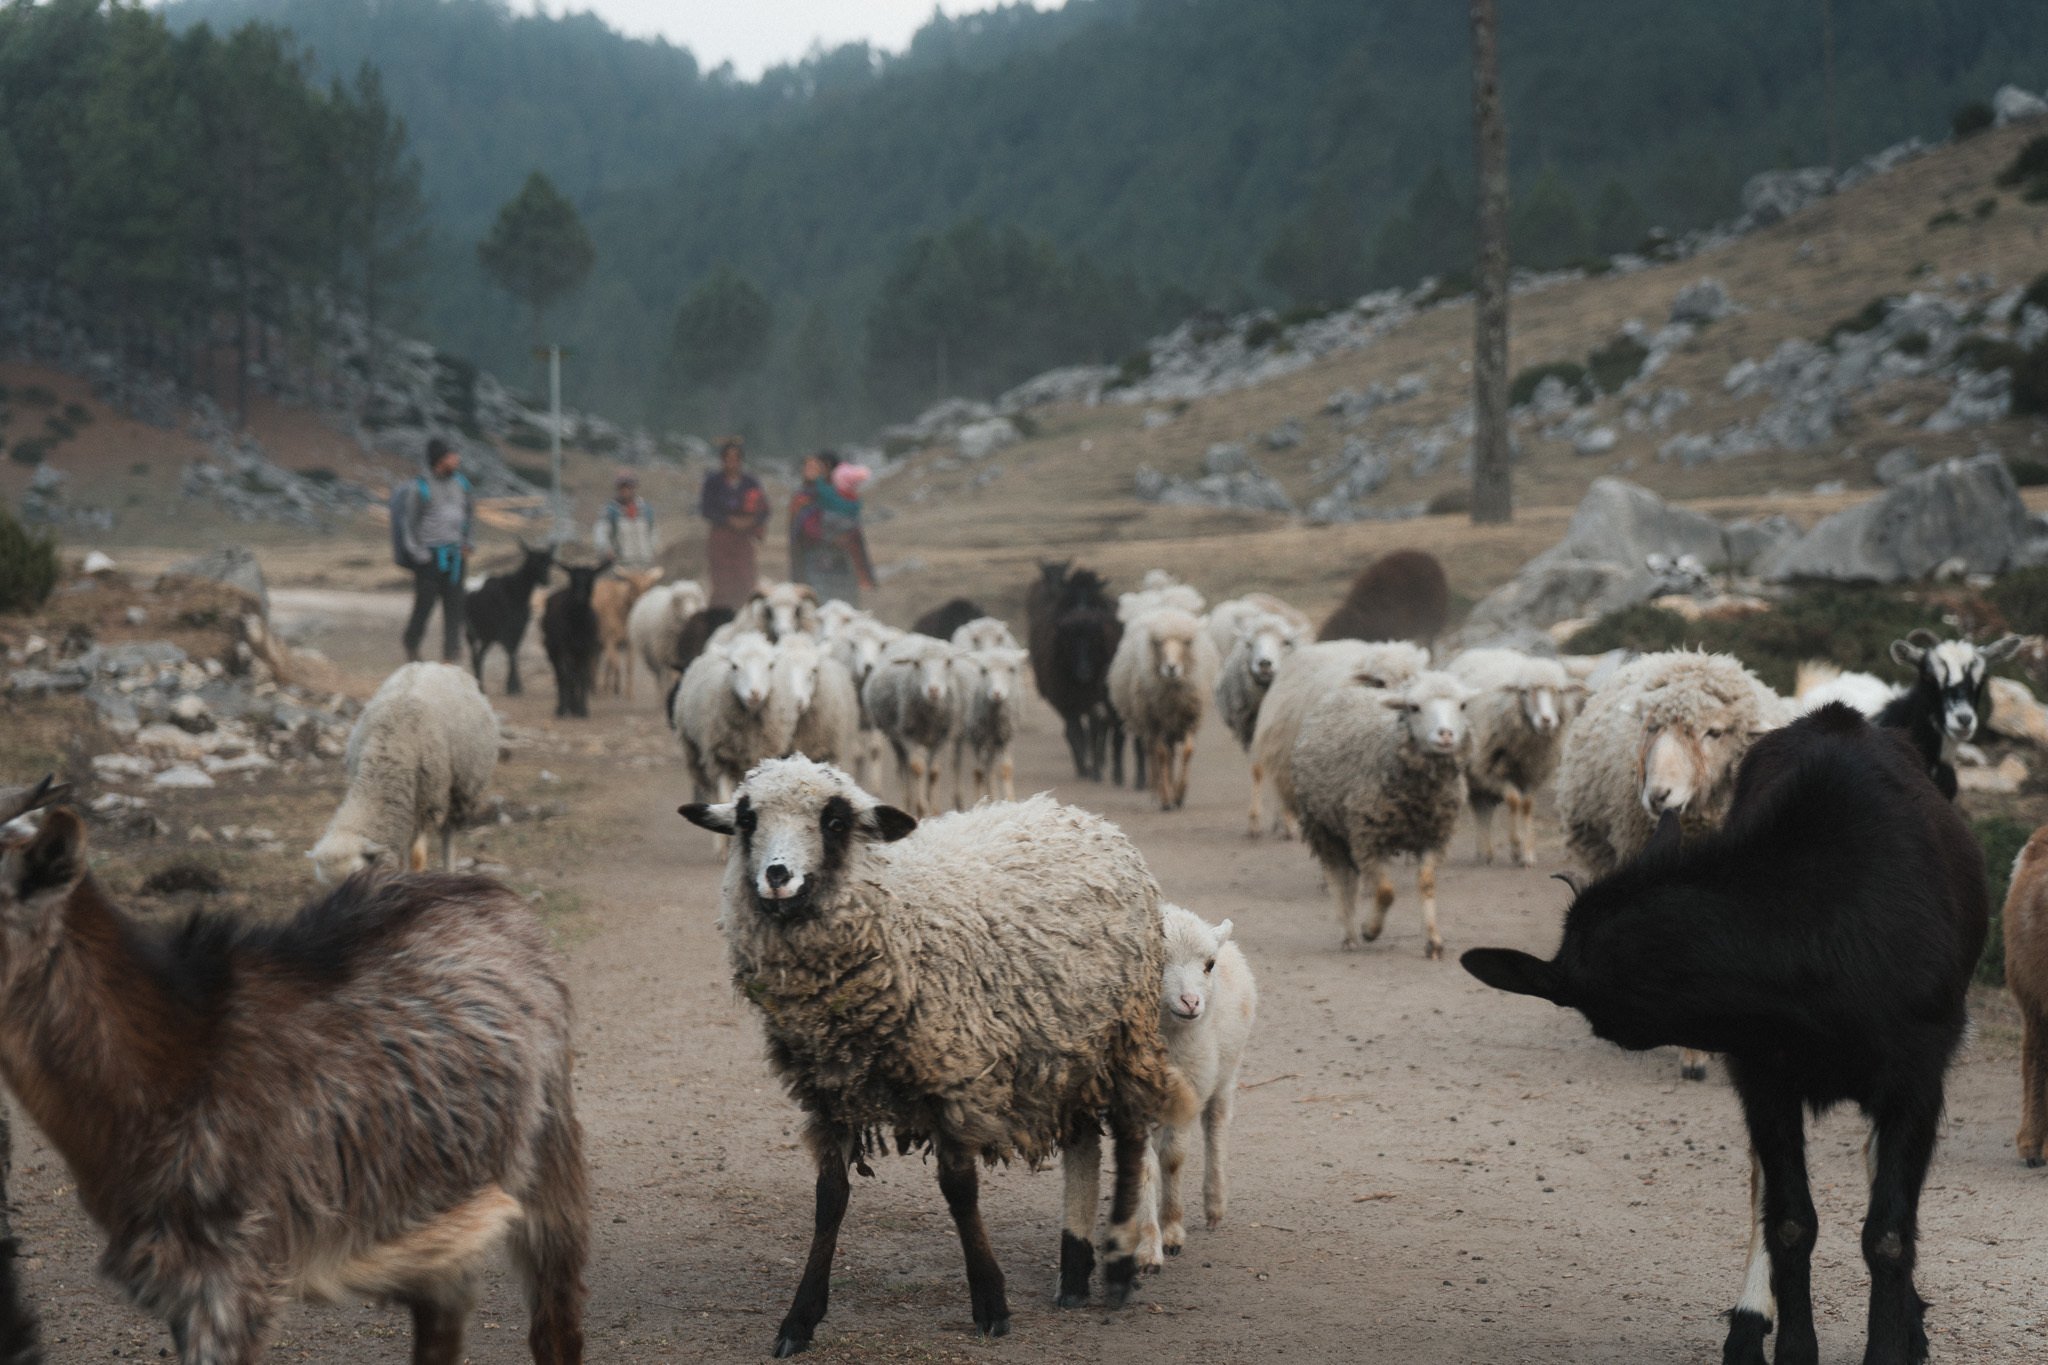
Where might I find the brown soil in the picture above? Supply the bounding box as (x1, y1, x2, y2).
(6, 590, 2045, 1364)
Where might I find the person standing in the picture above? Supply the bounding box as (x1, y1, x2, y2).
(395, 438, 475, 662)
(789, 451, 874, 607)
(700, 438, 767, 608)
(593, 471, 658, 567)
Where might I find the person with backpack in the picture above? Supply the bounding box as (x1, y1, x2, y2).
(592, 472, 657, 567)
(391, 438, 475, 662)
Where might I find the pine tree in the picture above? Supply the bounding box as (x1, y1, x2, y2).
(477, 170, 595, 351)
(1259, 178, 1367, 309)
(1510, 168, 1590, 269)
(333, 63, 428, 371)
(1590, 178, 1650, 256)
(668, 266, 774, 430)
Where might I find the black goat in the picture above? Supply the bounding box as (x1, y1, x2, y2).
(542, 560, 611, 719)
(1464, 704, 1986, 1365)
(465, 542, 555, 695)
(662, 606, 736, 726)
(912, 596, 986, 640)
(1878, 628, 2021, 799)
(1027, 562, 1125, 782)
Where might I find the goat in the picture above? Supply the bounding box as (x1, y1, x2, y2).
(0, 780, 51, 1364)
(1316, 549, 1449, 647)
(1028, 562, 1124, 782)
(464, 541, 554, 695)
(0, 779, 589, 1364)
(1464, 704, 1986, 1365)
(2001, 825, 2048, 1168)
(911, 597, 987, 641)
(1878, 629, 2022, 799)
(542, 559, 611, 719)
(591, 567, 663, 700)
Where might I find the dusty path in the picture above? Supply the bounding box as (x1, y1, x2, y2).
(8, 596, 2048, 1364)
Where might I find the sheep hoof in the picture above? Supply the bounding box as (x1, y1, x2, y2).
(1719, 1308, 1770, 1365)
(1515, 851, 1537, 868)
(1426, 941, 1444, 961)
(1055, 1290, 1091, 1309)
(1103, 1257, 1138, 1308)
(976, 1314, 1011, 1339)
(772, 1333, 812, 1358)
(2025, 1155, 2045, 1169)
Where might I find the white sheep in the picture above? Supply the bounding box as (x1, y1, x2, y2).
(1792, 659, 1900, 717)
(861, 633, 959, 816)
(1119, 581, 1206, 623)
(1136, 904, 1257, 1273)
(1213, 609, 1308, 752)
(951, 615, 1021, 653)
(1246, 639, 1430, 839)
(774, 632, 863, 768)
(826, 614, 902, 787)
(949, 646, 1026, 807)
(628, 579, 708, 697)
(1446, 648, 1577, 866)
(1205, 592, 1312, 661)
(309, 662, 499, 883)
(816, 598, 867, 641)
(1109, 607, 1219, 810)
(712, 580, 821, 646)
(673, 630, 792, 806)
(1291, 669, 1474, 958)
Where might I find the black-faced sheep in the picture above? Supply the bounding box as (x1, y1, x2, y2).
(680, 758, 1193, 1356)
(1246, 639, 1430, 839)
(1292, 670, 1474, 958)
(2001, 825, 2048, 1167)
(309, 662, 500, 884)
(1464, 704, 1987, 1365)
(464, 541, 554, 695)
(1110, 607, 1219, 810)
(1136, 905, 1257, 1273)
(0, 784, 588, 1364)
(861, 633, 958, 817)
(1446, 648, 1576, 867)
(1316, 549, 1449, 646)
(1878, 629, 2022, 799)
(541, 560, 611, 719)
(950, 645, 1026, 807)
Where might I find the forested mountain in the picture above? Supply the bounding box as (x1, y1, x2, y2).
(124, 0, 2048, 444)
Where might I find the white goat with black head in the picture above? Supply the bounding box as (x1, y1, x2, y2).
(1877, 629, 2022, 799)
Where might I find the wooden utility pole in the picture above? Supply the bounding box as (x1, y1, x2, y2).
(1469, 0, 1513, 524)
(1820, 0, 1840, 173)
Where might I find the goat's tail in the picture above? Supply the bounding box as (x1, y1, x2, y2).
(512, 1075, 588, 1365)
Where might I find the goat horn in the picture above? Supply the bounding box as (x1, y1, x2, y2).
(1549, 871, 1585, 898)
(0, 775, 69, 826)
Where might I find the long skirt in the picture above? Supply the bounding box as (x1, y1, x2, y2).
(708, 526, 760, 609)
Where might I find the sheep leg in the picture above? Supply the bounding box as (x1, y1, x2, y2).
(1331, 861, 1362, 950)
(1361, 862, 1395, 944)
(936, 1139, 1011, 1340)
(1730, 1088, 1819, 1365)
(440, 825, 454, 872)
(147, 1253, 275, 1365)
(902, 752, 924, 818)
(1247, 760, 1266, 839)
(1174, 735, 1195, 810)
(1153, 738, 1173, 810)
(1471, 793, 1499, 864)
(2020, 1008, 2047, 1167)
(773, 1132, 854, 1358)
(1155, 1120, 1189, 1257)
(410, 833, 430, 873)
(510, 1094, 589, 1365)
(1418, 852, 1443, 960)
(1101, 1125, 1148, 1308)
(1729, 1149, 1776, 1365)
(951, 738, 967, 812)
(1202, 1080, 1234, 1230)
(1510, 787, 1538, 867)
(1135, 1143, 1165, 1273)
(404, 1287, 474, 1365)
(1861, 1099, 1940, 1365)
(1062, 713, 1090, 780)
(1058, 1131, 1100, 1307)
(998, 750, 1015, 802)
(921, 749, 943, 817)
(505, 646, 523, 697)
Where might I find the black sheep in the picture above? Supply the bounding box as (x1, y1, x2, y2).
(1316, 549, 1449, 646)
(1878, 628, 2021, 799)
(541, 560, 610, 719)
(912, 597, 986, 641)
(663, 606, 736, 725)
(1464, 704, 1986, 1365)
(464, 542, 555, 695)
(1026, 563, 1125, 782)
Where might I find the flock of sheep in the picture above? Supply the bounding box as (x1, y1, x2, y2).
(0, 545, 2043, 1365)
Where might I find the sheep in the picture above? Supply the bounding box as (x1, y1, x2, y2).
(541, 559, 611, 719)
(1464, 703, 1988, 1365)
(816, 598, 866, 640)
(911, 597, 986, 640)
(310, 662, 499, 885)
(0, 781, 588, 1364)
(1292, 670, 1474, 958)
(1135, 905, 1257, 1273)
(591, 566, 663, 699)
(1878, 629, 2023, 799)
(861, 633, 959, 817)
(776, 632, 863, 768)
(679, 758, 1194, 1355)
(674, 630, 791, 806)
(1792, 659, 1900, 717)
(1205, 591, 1312, 661)
(1109, 607, 1219, 810)
(1446, 648, 1577, 866)
(1118, 581, 1205, 623)
(715, 582, 821, 646)
(1246, 639, 1430, 839)
(1213, 609, 1308, 751)
(1316, 549, 1449, 646)
(951, 615, 1020, 653)
(824, 613, 901, 788)
(949, 646, 1027, 807)
(628, 578, 708, 700)
(1028, 562, 1124, 783)
(2002, 826, 2048, 1168)
(464, 541, 554, 695)
(672, 605, 736, 677)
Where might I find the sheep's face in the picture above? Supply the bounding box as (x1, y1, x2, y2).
(773, 639, 822, 715)
(681, 758, 915, 922)
(952, 618, 1013, 653)
(1637, 715, 1745, 818)
(762, 584, 820, 642)
(911, 650, 953, 707)
(963, 648, 1025, 707)
(308, 831, 389, 887)
(1151, 631, 1193, 681)
(1384, 678, 1473, 757)
(1517, 684, 1564, 736)
(1246, 623, 1292, 686)
(516, 545, 555, 583)
(1893, 633, 2021, 744)
(817, 599, 863, 641)
(723, 634, 777, 713)
(1160, 908, 1233, 1025)
(835, 624, 890, 687)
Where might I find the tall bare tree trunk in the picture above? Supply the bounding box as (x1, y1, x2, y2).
(1468, 0, 1512, 524)
(1820, 0, 1840, 173)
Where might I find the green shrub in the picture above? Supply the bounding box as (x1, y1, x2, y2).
(1974, 814, 2033, 986)
(42, 414, 74, 441)
(0, 503, 59, 614)
(1988, 565, 2048, 636)
(1823, 295, 1895, 347)
(1509, 360, 1591, 407)
(1927, 209, 1965, 230)
(1424, 486, 1470, 517)
(1995, 135, 2048, 189)
(1563, 603, 1692, 657)
(1952, 101, 1996, 140)
(1587, 334, 1650, 393)
(1243, 316, 1284, 350)
(1109, 349, 1153, 390)
(300, 466, 338, 486)
(1418, 272, 1474, 306)
(505, 423, 551, 451)
(128, 461, 149, 477)
(1279, 302, 1333, 328)
(2011, 458, 2048, 488)
(8, 438, 49, 466)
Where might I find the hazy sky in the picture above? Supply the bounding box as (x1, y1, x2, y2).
(526, 2, 1068, 78)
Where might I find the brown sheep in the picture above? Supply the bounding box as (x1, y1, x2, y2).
(1317, 550, 1450, 647)
(2004, 825, 2048, 1167)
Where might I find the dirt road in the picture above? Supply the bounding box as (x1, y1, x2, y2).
(8, 601, 2046, 1364)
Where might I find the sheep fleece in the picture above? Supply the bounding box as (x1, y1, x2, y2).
(1292, 686, 1466, 867)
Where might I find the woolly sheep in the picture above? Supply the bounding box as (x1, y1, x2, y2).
(949, 646, 1027, 807)
(673, 631, 792, 806)
(712, 581, 821, 646)
(951, 615, 1021, 653)
(1446, 648, 1578, 866)
(1205, 592, 1312, 661)
(1214, 610, 1308, 751)
(310, 662, 499, 884)
(777, 632, 863, 767)
(862, 633, 959, 817)
(1246, 639, 1430, 839)
(629, 578, 709, 699)
(1110, 607, 1219, 810)
(1292, 669, 1474, 958)
(816, 598, 866, 640)
(1119, 581, 1205, 623)
(680, 758, 1194, 1353)
(1136, 905, 1257, 1273)
(827, 613, 902, 788)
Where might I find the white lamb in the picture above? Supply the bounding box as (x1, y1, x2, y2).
(1136, 905, 1257, 1273)
(777, 632, 863, 767)
(673, 630, 792, 805)
(1109, 607, 1219, 810)
(1446, 648, 1577, 866)
(951, 616, 1021, 653)
(949, 646, 1026, 807)
(1291, 670, 1475, 958)
(309, 662, 499, 883)
(862, 633, 959, 817)
(628, 579, 708, 698)
(1246, 639, 1430, 839)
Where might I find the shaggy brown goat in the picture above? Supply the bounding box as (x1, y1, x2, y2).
(2004, 825, 2048, 1167)
(0, 779, 588, 1364)
(0, 781, 50, 1364)
(1316, 550, 1450, 647)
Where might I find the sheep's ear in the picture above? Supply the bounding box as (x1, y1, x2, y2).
(1645, 808, 1684, 859)
(679, 802, 737, 835)
(1983, 634, 2024, 664)
(866, 804, 917, 842)
(1460, 948, 1566, 1004)
(1214, 917, 1235, 944)
(1380, 696, 1414, 711)
(1890, 637, 1926, 668)
(6, 806, 87, 905)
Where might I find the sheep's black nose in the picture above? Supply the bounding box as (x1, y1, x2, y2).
(764, 863, 793, 889)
